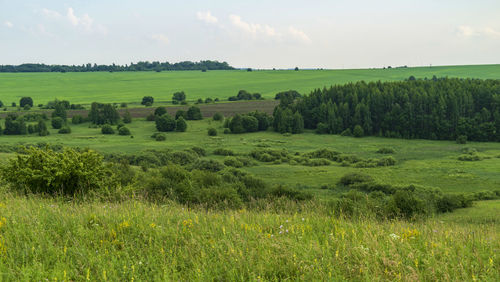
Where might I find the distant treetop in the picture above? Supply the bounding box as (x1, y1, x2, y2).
(0, 60, 234, 73)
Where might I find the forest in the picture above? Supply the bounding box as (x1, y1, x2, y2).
(0, 60, 234, 73)
(274, 77, 500, 142)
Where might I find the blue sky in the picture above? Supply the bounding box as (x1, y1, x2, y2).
(1, 0, 499, 68)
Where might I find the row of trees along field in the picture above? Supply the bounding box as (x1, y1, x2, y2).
(0, 60, 233, 72)
(275, 77, 500, 141)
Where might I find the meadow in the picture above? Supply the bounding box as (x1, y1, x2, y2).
(0, 68, 499, 280)
(0, 64, 500, 105)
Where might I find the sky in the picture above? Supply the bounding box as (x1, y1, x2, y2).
(1, 0, 499, 69)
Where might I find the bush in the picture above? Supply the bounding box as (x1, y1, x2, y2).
(154, 133, 166, 141)
(213, 148, 236, 156)
(241, 115, 259, 132)
(101, 124, 115, 134)
(172, 91, 186, 104)
(376, 147, 395, 154)
(51, 117, 64, 129)
(339, 172, 374, 186)
(58, 126, 71, 134)
(122, 110, 132, 123)
(316, 122, 329, 134)
(176, 117, 187, 132)
(213, 112, 224, 121)
(155, 114, 176, 132)
(187, 106, 202, 120)
(20, 97, 34, 108)
(224, 156, 244, 168)
(118, 126, 131, 136)
(190, 146, 206, 157)
(353, 125, 364, 137)
(120, 102, 128, 108)
(175, 110, 188, 120)
(270, 185, 312, 201)
(207, 128, 217, 136)
(146, 113, 156, 121)
(224, 128, 231, 134)
(0, 146, 115, 195)
(141, 96, 154, 106)
(340, 128, 352, 136)
(154, 107, 167, 116)
(72, 115, 85, 124)
(456, 135, 467, 144)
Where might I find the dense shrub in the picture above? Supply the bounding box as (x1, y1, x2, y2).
(376, 147, 395, 154)
(88, 102, 120, 125)
(154, 107, 167, 116)
(101, 124, 115, 134)
(141, 96, 154, 106)
(156, 114, 176, 132)
(270, 185, 312, 201)
(58, 126, 71, 134)
(213, 148, 236, 156)
(154, 133, 166, 141)
(118, 126, 131, 135)
(122, 110, 132, 123)
(187, 106, 202, 120)
(175, 110, 188, 120)
(339, 172, 374, 186)
(189, 146, 206, 157)
(316, 122, 329, 134)
(207, 128, 217, 136)
(353, 125, 364, 137)
(51, 117, 64, 129)
(0, 146, 115, 195)
(172, 91, 186, 104)
(213, 112, 224, 121)
(250, 148, 291, 163)
(20, 97, 34, 108)
(176, 117, 187, 132)
(72, 115, 85, 124)
(456, 135, 467, 144)
(224, 156, 255, 168)
(340, 128, 352, 136)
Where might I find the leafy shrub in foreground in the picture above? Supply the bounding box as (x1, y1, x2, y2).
(207, 127, 217, 136)
(0, 146, 115, 195)
(101, 124, 115, 134)
(118, 126, 131, 136)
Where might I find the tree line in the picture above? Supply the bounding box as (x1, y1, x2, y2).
(274, 77, 500, 142)
(0, 60, 233, 73)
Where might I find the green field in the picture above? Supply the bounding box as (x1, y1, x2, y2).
(1, 64, 500, 105)
(1, 118, 499, 195)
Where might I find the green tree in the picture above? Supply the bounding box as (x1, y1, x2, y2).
(353, 125, 364, 137)
(52, 102, 67, 120)
(187, 106, 202, 120)
(20, 97, 33, 108)
(51, 117, 64, 129)
(176, 117, 187, 132)
(154, 107, 167, 116)
(122, 110, 132, 123)
(156, 114, 176, 132)
(141, 96, 154, 106)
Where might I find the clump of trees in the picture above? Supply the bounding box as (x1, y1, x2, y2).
(186, 106, 202, 120)
(88, 102, 120, 125)
(172, 91, 186, 104)
(141, 96, 154, 106)
(228, 90, 263, 101)
(275, 77, 500, 141)
(224, 111, 272, 134)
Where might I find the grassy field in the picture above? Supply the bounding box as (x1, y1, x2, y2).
(1, 64, 500, 105)
(0, 192, 498, 281)
(1, 118, 499, 195)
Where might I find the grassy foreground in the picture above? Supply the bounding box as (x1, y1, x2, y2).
(1, 64, 500, 104)
(0, 193, 498, 281)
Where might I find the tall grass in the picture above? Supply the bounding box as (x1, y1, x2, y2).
(0, 191, 497, 281)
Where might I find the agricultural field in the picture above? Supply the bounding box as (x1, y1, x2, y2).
(0, 64, 499, 105)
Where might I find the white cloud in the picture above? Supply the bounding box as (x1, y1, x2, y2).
(229, 15, 276, 37)
(67, 8, 93, 31)
(152, 34, 169, 45)
(197, 11, 218, 24)
(42, 8, 62, 19)
(458, 25, 476, 37)
(288, 26, 311, 43)
(458, 25, 500, 38)
(4, 21, 13, 28)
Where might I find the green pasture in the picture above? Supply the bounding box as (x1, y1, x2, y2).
(1, 64, 499, 105)
(1, 118, 499, 194)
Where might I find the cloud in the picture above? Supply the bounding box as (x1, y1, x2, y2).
(457, 25, 500, 38)
(288, 26, 311, 43)
(4, 21, 13, 28)
(67, 7, 94, 31)
(229, 15, 276, 37)
(42, 8, 62, 19)
(152, 34, 169, 45)
(197, 11, 218, 24)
